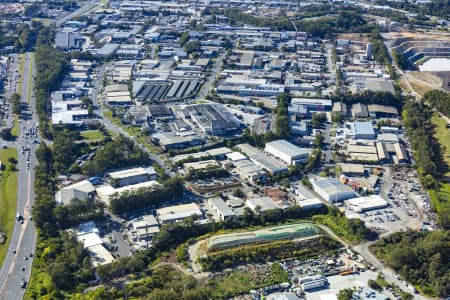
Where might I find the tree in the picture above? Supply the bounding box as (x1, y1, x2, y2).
(185, 41, 201, 54)
(337, 288, 353, 300)
(311, 113, 326, 128)
(10, 93, 21, 115)
(232, 189, 245, 198)
(179, 31, 190, 46)
(0, 128, 13, 141)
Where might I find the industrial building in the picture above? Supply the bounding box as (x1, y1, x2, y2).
(148, 105, 173, 120)
(233, 159, 267, 184)
(180, 103, 241, 135)
(367, 104, 398, 118)
(75, 222, 114, 267)
(340, 163, 365, 177)
(299, 275, 328, 291)
(127, 215, 160, 242)
(156, 203, 203, 224)
(291, 183, 324, 210)
(96, 180, 161, 205)
(172, 147, 232, 163)
(55, 180, 96, 205)
(311, 177, 358, 203)
(246, 196, 287, 212)
(237, 144, 288, 174)
(265, 139, 311, 165)
(108, 167, 157, 187)
(351, 103, 369, 118)
(151, 132, 204, 150)
(346, 122, 375, 139)
(291, 98, 332, 112)
(183, 160, 220, 171)
(208, 197, 236, 221)
(345, 195, 388, 213)
(134, 81, 171, 102)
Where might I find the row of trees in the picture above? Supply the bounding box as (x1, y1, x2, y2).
(200, 237, 340, 271)
(374, 230, 450, 297)
(332, 90, 402, 109)
(402, 101, 449, 229)
(218, 9, 374, 39)
(81, 135, 151, 175)
(275, 93, 290, 139)
(403, 101, 447, 188)
(34, 27, 69, 138)
(185, 167, 230, 181)
(423, 90, 450, 118)
(312, 207, 374, 242)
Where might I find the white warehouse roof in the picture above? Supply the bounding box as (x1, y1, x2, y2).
(346, 195, 388, 213)
(311, 177, 358, 203)
(265, 139, 311, 165)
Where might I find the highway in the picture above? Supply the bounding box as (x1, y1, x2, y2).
(0, 52, 38, 299)
(55, 0, 100, 27)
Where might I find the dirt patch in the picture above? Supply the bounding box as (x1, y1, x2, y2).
(410, 71, 443, 86)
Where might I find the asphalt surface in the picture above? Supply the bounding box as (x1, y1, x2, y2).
(55, 0, 100, 27)
(0, 52, 38, 299)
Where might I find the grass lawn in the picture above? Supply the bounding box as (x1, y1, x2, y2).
(80, 129, 107, 141)
(429, 183, 450, 214)
(0, 148, 19, 270)
(27, 54, 34, 104)
(211, 271, 253, 296)
(16, 54, 25, 95)
(429, 114, 450, 215)
(431, 114, 450, 176)
(11, 116, 19, 138)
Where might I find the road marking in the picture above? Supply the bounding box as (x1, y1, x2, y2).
(0, 53, 35, 297)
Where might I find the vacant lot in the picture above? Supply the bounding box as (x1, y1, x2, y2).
(80, 129, 107, 141)
(0, 148, 19, 269)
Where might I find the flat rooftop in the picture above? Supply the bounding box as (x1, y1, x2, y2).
(109, 167, 156, 179)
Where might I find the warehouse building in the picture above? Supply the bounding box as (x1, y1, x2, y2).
(345, 195, 388, 213)
(237, 144, 288, 174)
(299, 275, 328, 291)
(184, 160, 220, 171)
(96, 180, 161, 205)
(152, 132, 204, 150)
(265, 140, 311, 165)
(208, 197, 236, 221)
(180, 103, 241, 135)
(156, 203, 203, 224)
(367, 104, 398, 118)
(127, 215, 160, 242)
(351, 103, 369, 118)
(291, 183, 324, 210)
(108, 167, 157, 187)
(291, 98, 332, 112)
(55, 180, 96, 205)
(311, 177, 358, 203)
(340, 163, 365, 177)
(346, 122, 375, 139)
(246, 196, 288, 213)
(75, 222, 114, 267)
(233, 159, 267, 184)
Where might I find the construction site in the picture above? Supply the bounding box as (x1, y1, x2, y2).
(385, 31, 450, 93)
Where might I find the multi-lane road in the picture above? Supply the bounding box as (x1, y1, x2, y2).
(0, 52, 38, 299)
